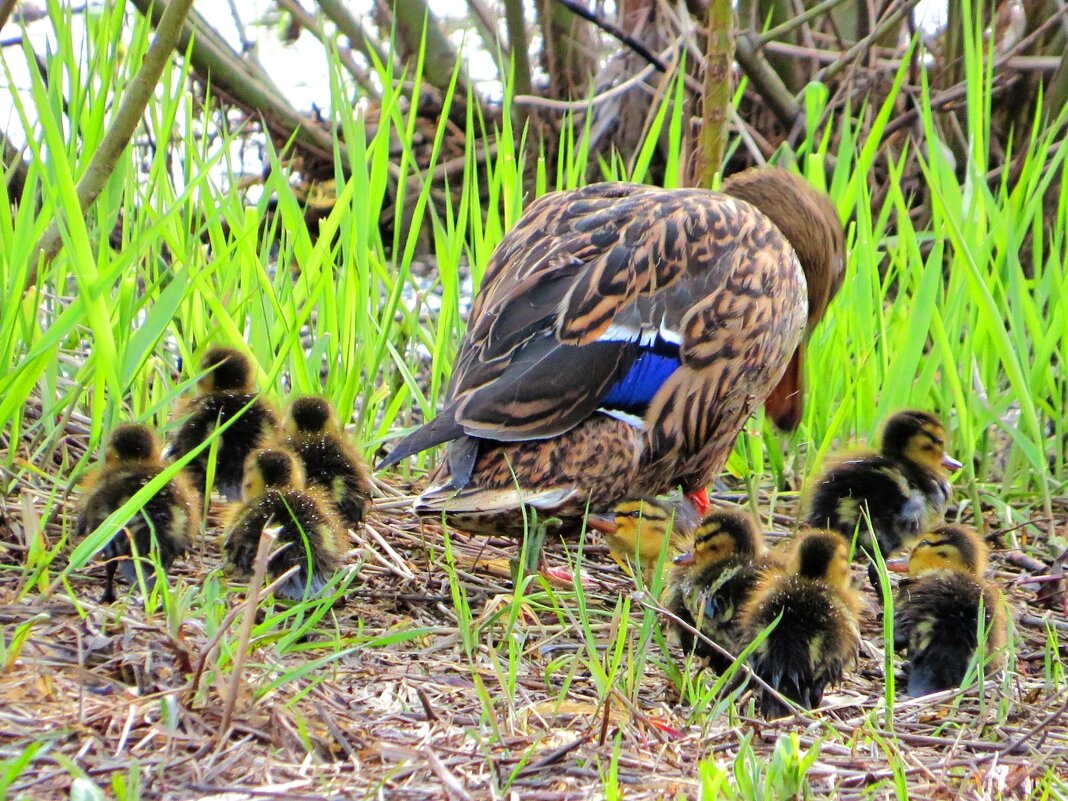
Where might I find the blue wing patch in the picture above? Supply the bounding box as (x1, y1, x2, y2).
(601, 351, 681, 413)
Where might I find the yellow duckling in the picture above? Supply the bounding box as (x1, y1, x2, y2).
(273, 396, 374, 529)
(169, 347, 279, 500)
(222, 448, 347, 600)
(805, 410, 962, 559)
(889, 523, 1007, 696)
(663, 508, 775, 671)
(739, 529, 862, 718)
(586, 496, 699, 575)
(76, 424, 198, 602)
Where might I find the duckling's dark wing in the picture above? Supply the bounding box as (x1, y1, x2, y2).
(287, 435, 373, 527)
(806, 455, 917, 553)
(170, 394, 278, 499)
(895, 572, 993, 696)
(381, 182, 804, 477)
(745, 578, 857, 716)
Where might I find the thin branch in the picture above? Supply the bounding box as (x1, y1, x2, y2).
(553, 0, 669, 72)
(735, 32, 801, 127)
(27, 0, 197, 290)
(0, 0, 17, 31)
(504, 0, 532, 97)
(316, 0, 394, 75)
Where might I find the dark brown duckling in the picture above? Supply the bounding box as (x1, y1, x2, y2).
(890, 523, 1006, 697)
(663, 508, 777, 671)
(169, 347, 279, 500)
(739, 529, 862, 718)
(76, 424, 198, 602)
(805, 410, 962, 560)
(222, 448, 347, 600)
(271, 396, 373, 529)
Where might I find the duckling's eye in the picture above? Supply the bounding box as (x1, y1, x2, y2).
(630, 510, 644, 519)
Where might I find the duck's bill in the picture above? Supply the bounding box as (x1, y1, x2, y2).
(585, 514, 617, 534)
(884, 557, 910, 574)
(942, 453, 963, 471)
(673, 551, 696, 566)
(765, 344, 804, 431)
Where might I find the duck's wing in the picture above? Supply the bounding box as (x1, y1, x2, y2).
(381, 182, 805, 474)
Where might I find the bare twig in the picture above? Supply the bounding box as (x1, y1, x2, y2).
(27, 0, 196, 288)
(218, 524, 278, 742)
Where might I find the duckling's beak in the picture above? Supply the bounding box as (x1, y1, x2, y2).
(586, 514, 617, 534)
(673, 551, 696, 566)
(885, 557, 910, 574)
(942, 453, 963, 471)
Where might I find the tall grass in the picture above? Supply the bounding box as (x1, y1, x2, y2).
(0, 1, 1065, 796)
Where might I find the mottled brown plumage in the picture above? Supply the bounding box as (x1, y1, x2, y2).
(382, 169, 845, 535)
(271, 396, 373, 528)
(169, 347, 280, 500)
(76, 424, 198, 602)
(222, 448, 347, 601)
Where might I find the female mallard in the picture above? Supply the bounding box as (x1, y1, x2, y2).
(381, 168, 845, 535)
(169, 347, 279, 500)
(76, 424, 199, 602)
(889, 524, 1006, 696)
(805, 410, 961, 559)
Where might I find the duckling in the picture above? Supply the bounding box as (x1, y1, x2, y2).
(169, 347, 279, 500)
(272, 396, 373, 529)
(739, 529, 862, 718)
(76, 424, 198, 603)
(222, 448, 347, 600)
(890, 523, 1006, 696)
(663, 508, 774, 671)
(805, 410, 962, 560)
(586, 496, 699, 575)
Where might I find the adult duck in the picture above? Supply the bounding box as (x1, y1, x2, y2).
(381, 168, 845, 535)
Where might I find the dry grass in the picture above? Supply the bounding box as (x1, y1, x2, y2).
(0, 430, 1066, 799)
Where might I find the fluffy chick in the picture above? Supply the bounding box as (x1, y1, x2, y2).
(169, 347, 279, 500)
(222, 448, 347, 600)
(76, 424, 198, 602)
(663, 508, 776, 671)
(805, 410, 961, 559)
(739, 530, 862, 718)
(891, 523, 1007, 696)
(271, 396, 373, 528)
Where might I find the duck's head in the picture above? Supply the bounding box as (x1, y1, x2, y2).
(198, 347, 255, 394)
(881, 410, 962, 475)
(105, 424, 160, 467)
(587, 496, 698, 540)
(897, 523, 987, 578)
(673, 508, 762, 568)
(285, 396, 340, 437)
(793, 529, 853, 592)
(242, 448, 305, 500)
(722, 167, 846, 431)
